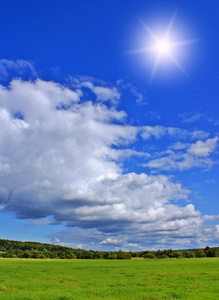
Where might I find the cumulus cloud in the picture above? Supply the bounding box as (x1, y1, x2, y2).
(69, 76, 120, 104)
(81, 81, 120, 103)
(0, 76, 218, 250)
(203, 215, 219, 221)
(145, 137, 218, 171)
(49, 209, 218, 251)
(187, 137, 219, 157)
(99, 238, 122, 245)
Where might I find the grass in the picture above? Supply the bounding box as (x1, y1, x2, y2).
(0, 257, 218, 299)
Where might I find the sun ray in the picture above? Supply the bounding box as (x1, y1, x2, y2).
(167, 52, 188, 76)
(165, 10, 177, 39)
(126, 46, 158, 55)
(128, 13, 200, 82)
(169, 39, 202, 48)
(138, 18, 159, 43)
(149, 52, 162, 83)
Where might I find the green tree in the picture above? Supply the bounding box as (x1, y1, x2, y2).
(195, 249, 206, 258)
(159, 254, 169, 259)
(93, 251, 103, 259)
(143, 252, 156, 259)
(184, 251, 196, 258)
(171, 251, 184, 259)
(22, 250, 31, 258)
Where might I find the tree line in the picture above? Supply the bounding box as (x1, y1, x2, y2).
(0, 239, 218, 259)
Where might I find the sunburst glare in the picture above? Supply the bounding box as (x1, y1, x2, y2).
(128, 11, 200, 82)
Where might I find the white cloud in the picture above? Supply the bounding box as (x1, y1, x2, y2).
(99, 238, 122, 245)
(145, 137, 218, 171)
(49, 211, 219, 251)
(0, 76, 218, 250)
(180, 112, 219, 125)
(169, 142, 190, 150)
(0, 59, 37, 81)
(204, 179, 216, 184)
(116, 79, 146, 105)
(203, 215, 219, 221)
(180, 112, 205, 123)
(145, 152, 213, 171)
(69, 76, 120, 104)
(141, 126, 209, 140)
(187, 137, 219, 157)
(216, 225, 219, 235)
(81, 81, 120, 103)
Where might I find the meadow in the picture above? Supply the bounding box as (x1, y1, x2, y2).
(0, 257, 218, 299)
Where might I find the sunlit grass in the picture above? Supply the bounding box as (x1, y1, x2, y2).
(0, 258, 218, 299)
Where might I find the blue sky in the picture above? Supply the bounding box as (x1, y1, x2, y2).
(0, 0, 218, 251)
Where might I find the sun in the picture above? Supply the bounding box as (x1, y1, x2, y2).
(154, 38, 173, 55)
(128, 12, 200, 82)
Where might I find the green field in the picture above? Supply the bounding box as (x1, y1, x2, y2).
(0, 258, 218, 299)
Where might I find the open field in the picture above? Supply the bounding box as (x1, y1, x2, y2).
(0, 258, 218, 299)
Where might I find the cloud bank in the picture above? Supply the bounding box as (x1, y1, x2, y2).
(0, 75, 218, 250)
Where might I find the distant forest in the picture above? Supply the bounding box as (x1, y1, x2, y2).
(0, 239, 218, 260)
